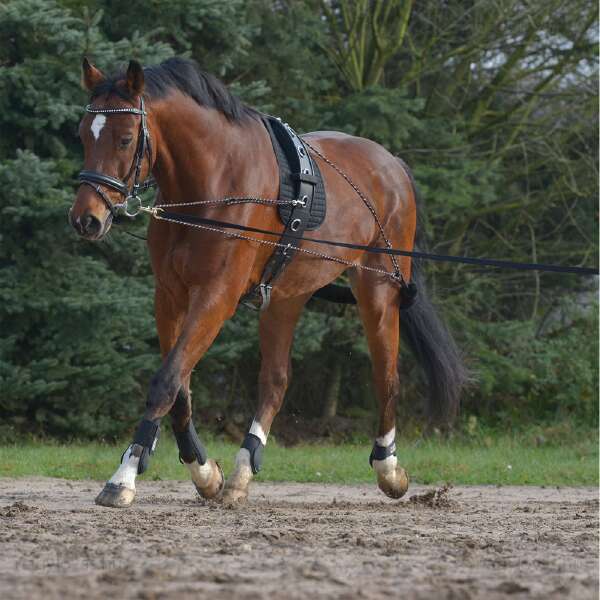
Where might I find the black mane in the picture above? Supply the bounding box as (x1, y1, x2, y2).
(92, 57, 256, 122)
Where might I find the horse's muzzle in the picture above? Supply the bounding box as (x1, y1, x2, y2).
(69, 208, 111, 240)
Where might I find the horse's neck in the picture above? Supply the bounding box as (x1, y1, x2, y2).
(151, 96, 276, 204)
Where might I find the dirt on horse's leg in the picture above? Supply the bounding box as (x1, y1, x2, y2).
(223, 293, 310, 505)
(352, 273, 409, 499)
(95, 288, 228, 508)
(170, 381, 223, 500)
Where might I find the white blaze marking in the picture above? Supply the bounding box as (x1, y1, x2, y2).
(376, 427, 396, 448)
(108, 445, 139, 489)
(91, 114, 106, 141)
(249, 419, 268, 445)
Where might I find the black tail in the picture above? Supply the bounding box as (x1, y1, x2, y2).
(311, 159, 467, 426)
(399, 162, 467, 426)
(400, 259, 466, 426)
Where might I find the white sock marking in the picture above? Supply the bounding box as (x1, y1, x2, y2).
(249, 419, 267, 445)
(373, 454, 398, 475)
(376, 427, 396, 448)
(108, 445, 139, 490)
(91, 114, 106, 141)
(229, 448, 253, 488)
(374, 428, 397, 475)
(187, 460, 213, 489)
(235, 448, 252, 469)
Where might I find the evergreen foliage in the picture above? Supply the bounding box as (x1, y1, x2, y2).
(0, 0, 597, 440)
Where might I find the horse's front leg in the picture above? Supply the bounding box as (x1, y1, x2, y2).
(170, 383, 223, 499)
(223, 293, 310, 504)
(95, 287, 232, 508)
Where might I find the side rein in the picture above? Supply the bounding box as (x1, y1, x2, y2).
(78, 96, 156, 217)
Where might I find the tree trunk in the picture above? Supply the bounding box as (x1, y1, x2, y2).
(322, 359, 343, 418)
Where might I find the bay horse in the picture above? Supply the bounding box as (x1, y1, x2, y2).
(69, 57, 465, 507)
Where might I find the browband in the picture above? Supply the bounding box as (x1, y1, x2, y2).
(84, 104, 147, 116)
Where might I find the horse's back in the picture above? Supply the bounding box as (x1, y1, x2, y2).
(303, 130, 416, 234)
(304, 130, 399, 166)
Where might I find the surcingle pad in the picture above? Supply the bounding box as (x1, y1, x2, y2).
(132, 419, 160, 474)
(173, 419, 208, 466)
(369, 440, 397, 467)
(241, 433, 264, 474)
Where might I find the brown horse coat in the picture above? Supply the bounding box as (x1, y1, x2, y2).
(71, 58, 464, 507)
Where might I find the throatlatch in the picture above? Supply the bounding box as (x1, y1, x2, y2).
(241, 433, 264, 474)
(173, 419, 208, 465)
(132, 419, 160, 474)
(369, 439, 397, 467)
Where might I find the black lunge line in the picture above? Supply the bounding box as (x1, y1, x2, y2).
(150, 208, 598, 276)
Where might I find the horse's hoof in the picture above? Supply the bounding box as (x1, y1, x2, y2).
(378, 467, 409, 499)
(95, 483, 136, 508)
(194, 459, 224, 500)
(222, 485, 248, 506)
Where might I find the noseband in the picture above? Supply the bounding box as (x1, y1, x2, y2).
(78, 96, 156, 217)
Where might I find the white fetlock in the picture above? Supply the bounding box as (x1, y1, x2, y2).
(222, 448, 253, 504)
(187, 458, 223, 499)
(109, 445, 139, 489)
(95, 445, 139, 507)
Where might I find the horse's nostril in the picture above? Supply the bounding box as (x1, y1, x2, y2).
(71, 214, 84, 234)
(81, 213, 102, 236)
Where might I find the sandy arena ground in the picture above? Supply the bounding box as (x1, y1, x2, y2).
(0, 478, 597, 599)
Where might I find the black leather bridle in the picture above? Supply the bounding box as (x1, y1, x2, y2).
(78, 96, 156, 217)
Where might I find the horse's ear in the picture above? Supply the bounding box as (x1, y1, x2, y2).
(126, 60, 145, 96)
(82, 57, 105, 92)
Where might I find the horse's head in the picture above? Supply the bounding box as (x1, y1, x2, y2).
(70, 58, 150, 240)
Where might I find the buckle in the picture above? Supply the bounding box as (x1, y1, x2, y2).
(259, 283, 272, 311)
(291, 172, 319, 185)
(291, 196, 307, 207)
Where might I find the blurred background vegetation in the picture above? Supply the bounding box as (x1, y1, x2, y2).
(0, 0, 597, 443)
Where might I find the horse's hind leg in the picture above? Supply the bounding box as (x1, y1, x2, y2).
(351, 271, 409, 499)
(170, 381, 223, 499)
(223, 293, 311, 504)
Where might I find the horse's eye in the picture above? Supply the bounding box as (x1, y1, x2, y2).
(119, 136, 133, 149)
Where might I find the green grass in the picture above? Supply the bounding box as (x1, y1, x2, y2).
(0, 431, 597, 486)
